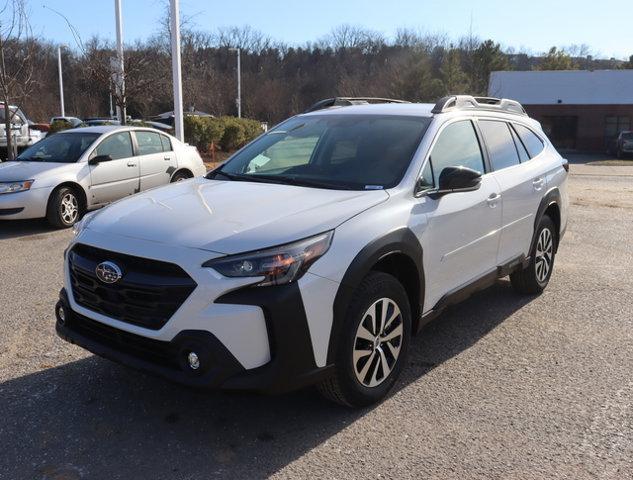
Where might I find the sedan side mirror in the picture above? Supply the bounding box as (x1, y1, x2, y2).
(89, 154, 112, 165)
(433, 166, 482, 196)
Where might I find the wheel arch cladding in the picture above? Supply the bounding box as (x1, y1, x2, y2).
(327, 227, 424, 365)
(534, 188, 562, 253)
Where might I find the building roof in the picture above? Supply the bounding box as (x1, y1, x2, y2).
(489, 70, 633, 105)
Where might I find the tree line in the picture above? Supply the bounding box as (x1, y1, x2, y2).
(6, 20, 633, 125)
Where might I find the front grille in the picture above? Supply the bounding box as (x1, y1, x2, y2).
(66, 311, 179, 369)
(68, 244, 197, 330)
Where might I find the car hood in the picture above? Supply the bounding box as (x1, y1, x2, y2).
(0, 161, 73, 182)
(86, 177, 389, 254)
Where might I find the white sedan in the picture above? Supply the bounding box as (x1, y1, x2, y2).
(0, 126, 206, 227)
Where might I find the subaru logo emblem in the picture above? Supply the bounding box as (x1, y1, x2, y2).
(95, 261, 122, 284)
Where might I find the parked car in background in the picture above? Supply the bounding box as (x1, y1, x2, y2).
(0, 126, 206, 227)
(50, 116, 84, 128)
(607, 131, 633, 158)
(83, 118, 121, 127)
(54, 96, 569, 406)
(0, 105, 34, 151)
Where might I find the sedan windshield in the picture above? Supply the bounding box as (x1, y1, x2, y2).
(16, 132, 100, 163)
(622, 132, 633, 140)
(210, 114, 431, 190)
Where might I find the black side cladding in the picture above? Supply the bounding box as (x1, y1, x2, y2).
(327, 227, 424, 364)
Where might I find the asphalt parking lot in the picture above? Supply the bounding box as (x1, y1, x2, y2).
(1, 156, 632, 480)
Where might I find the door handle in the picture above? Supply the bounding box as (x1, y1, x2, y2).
(164, 156, 171, 161)
(127, 162, 137, 167)
(533, 178, 545, 190)
(486, 193, 501, 208)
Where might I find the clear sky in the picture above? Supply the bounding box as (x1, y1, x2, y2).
(28, 0, 633, 59)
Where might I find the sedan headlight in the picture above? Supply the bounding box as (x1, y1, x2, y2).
(0, 179, 34, 194)
(203, 231, 334, 286)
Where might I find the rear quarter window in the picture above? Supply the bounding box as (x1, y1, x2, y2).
(513, 124, 545, 158)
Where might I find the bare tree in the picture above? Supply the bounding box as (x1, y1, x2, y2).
(0, 0, 34, 160)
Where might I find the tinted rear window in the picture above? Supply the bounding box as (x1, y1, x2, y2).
(513, 124, 544, 158)
(479, 120, 520, 170)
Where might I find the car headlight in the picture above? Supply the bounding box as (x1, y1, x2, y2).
(72, 211, 97, 236)
(0, 179, 34, 194)
(203, 231, 334, 286)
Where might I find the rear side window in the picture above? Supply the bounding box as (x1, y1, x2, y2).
(509, 127, 530, 162)
(94, 132, 134, 160)
(160, 134, 172, 152)
(135, 131, 163, 155)
(429, 120, 485, 183)
(479, 120, 520, 171)
(513, 124, 544, 158)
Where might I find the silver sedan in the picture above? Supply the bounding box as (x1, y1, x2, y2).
(0, 126, 206, 227)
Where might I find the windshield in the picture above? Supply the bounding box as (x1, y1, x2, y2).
(210, 114, 431, 190)
(16, 132, 100, 163)
(622, 132, 633, 140)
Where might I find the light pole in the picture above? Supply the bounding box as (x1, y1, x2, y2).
(170, 0, 184, 141)
(57, 44, 67, 117)
(229, 47, 242, 118)
(114, 0, 126, 124)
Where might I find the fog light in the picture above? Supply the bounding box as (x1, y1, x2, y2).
(57, 305, 66, 324)
(187, 351, 200, 370)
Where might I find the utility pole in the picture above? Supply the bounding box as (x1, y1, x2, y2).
(170, 0, 184, 140)
(57, 45, 66, 117)
(114, 0, 126, 124)
(229, 47, 242, 117)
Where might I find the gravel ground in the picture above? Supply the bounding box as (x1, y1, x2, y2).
(0, 161, 632, 479)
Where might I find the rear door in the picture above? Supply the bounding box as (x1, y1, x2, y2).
(478, 119, 535, 264)
(417, 119, 503, 307)
(134, 130, 177, 190)
(88, 131, 139, 204)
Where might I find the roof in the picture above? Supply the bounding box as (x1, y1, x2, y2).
(489, 70, 633, 105)
(301, 102, 435, 117)
(61, 125, 126, 134)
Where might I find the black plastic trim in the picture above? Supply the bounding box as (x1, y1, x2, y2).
(327, 227, 424, 364)
(0, 207, 24, 215)
(532, 187, 562, 253)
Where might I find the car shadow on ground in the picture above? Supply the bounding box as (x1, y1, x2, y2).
(0, 280, 535, 479)
(0, 219, 59, 240)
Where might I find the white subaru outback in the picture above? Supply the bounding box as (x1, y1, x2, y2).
(55, 96, 569, 407)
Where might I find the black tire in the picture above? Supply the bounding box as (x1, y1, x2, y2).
(317, 271, 411, 407)
(510, 215, 556, 294)
(46, 186, 82, 228)
(616, 147, 623, 159)
(171, 170, 192, 182)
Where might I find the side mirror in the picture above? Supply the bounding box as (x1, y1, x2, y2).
(88, 154, 112, 165)
(434, 166, 481, 196)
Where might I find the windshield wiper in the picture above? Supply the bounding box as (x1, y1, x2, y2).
(273, 176, 355, 190)
(209, 170, 287, 185)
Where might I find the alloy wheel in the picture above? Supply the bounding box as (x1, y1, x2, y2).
(60, 193, 78, 225)
(535, 227, 553, 284)
(352, 297, 404, 388)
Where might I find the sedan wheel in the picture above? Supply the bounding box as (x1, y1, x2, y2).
(60, 192, 79, 225)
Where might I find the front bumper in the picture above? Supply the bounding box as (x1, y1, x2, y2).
(56, 283, 333, 393)
(0, 187, 51, 219)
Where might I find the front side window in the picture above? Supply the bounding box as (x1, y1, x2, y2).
(214, 115, 431, 190)
(429, 120, 484, 186)
(513, 124, 544, 158)
(135, 131, 163, 155)
(479, 120, 520, 171)
(93, 132, 134, 160)
(16, 133, 100, 163)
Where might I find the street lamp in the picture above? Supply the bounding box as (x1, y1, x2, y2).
(229, 47, 242, 118)
(114, 0, 126, 124)
(170, 0, 184, 141)
(57, 44, 67, 117)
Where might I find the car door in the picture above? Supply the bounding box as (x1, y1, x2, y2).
(88, 131, 140, 205)
(134, 130, 178, 190)
(416, 119, 503, 308)
(478, 119, 536, 265)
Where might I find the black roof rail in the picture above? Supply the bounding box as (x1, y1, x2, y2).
(431, 95, 527, 116)
(304, 97, 410, 113)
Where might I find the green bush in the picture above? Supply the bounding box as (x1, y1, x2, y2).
(48, 119, 73, 134)
(184, 115, 263, 153)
